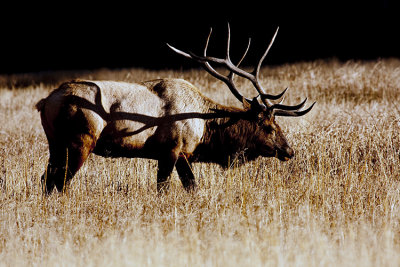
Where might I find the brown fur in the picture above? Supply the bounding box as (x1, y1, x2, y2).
(37, 78, 293, 193)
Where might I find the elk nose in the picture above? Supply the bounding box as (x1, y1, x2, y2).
(282, 147, 294, 161)
(287, 147, 294, 158)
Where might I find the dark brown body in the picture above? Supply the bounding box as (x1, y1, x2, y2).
(36, 78, 294, 193)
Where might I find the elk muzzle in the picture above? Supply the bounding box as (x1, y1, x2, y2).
(277, 146, 294, 161)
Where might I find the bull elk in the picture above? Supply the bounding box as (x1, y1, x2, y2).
(36, 25, 314, 194)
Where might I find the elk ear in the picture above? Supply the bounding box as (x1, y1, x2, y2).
(243, 97, 265, 112)
(242, 97, 252, 111)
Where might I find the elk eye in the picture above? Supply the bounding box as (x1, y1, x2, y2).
(263, 125, 274, 133)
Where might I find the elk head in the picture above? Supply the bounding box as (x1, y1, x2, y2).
(167, 24, 315, 163)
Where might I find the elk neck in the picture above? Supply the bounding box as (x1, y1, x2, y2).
(192, 102, 259, 167)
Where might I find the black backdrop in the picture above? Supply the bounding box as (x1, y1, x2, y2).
(0, 1, 398, 74)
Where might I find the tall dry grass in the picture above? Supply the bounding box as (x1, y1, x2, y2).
(0, 59, 400, 266)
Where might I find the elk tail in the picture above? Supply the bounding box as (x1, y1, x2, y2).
(35, 98, 46, 112)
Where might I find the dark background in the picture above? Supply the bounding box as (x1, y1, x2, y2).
(0, 1, 398, 74)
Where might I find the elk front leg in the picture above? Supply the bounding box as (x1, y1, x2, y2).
(157, 151, 179, 193)
(175, 154, 196, 191)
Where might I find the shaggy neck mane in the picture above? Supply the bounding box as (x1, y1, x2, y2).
(192, 102, 258, 167)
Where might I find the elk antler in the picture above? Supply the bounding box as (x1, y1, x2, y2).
(167, 25, 252, 105)
(167, 24, 315, 117)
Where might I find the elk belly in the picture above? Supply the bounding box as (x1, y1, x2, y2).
(93, 120, 157, 158)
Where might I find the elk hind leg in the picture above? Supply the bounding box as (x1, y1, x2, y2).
(42, 133, 96, 194)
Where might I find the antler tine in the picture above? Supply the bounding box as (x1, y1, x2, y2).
(204, 27, 212, 56)
(226, 23, 231, 61)
(227, 35, 251, 85)
(273, 102, 316, 117)
(260, 87, 288, 101)
(271, 97, 308, 111)
(236, 38, 251, 67)
(264, 88, 315, 114)
(166, 43, 192, 59)
(254, 27, 279, 81)
(249, 26, 280, 107)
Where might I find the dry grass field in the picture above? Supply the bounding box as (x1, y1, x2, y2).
(0, 59, 400, 266)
